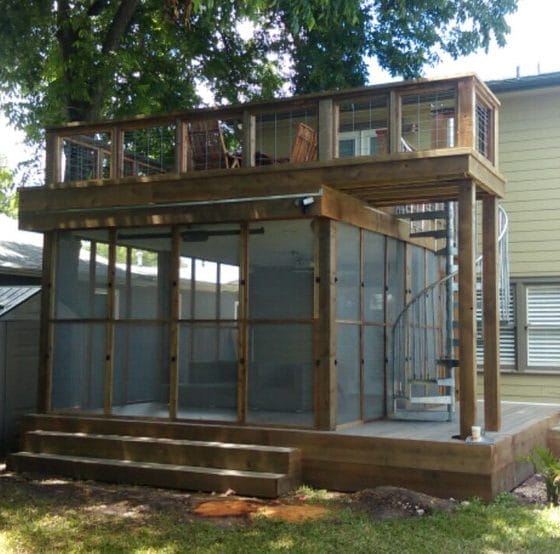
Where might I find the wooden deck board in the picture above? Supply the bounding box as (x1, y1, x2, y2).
(17, 401, 560, 501)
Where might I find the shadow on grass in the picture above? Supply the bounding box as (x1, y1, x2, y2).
(1, 474, 560, 553)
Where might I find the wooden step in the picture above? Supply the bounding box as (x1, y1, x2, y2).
(9, 451, 295, 498)
(410, 229, 447, 239)
(23, 430, 300, 475)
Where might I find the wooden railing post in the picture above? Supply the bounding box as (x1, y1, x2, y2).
(242, 110, 255, 168)
(458, 180, 477, 439)
(483, 196, 501, 431)
(457, 78, 475, 149)
(389, 91, 401, 154)
(45, 130, 61, 186)
(318, 99, 335, 161)
(111, 126, 123, 179)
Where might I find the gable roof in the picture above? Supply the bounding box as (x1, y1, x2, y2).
(0, 285, 40, 317)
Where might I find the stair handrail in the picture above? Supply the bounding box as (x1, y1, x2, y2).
(392, 204, 509, 333)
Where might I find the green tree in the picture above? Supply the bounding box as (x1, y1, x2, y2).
(0, 163, 17, 217)
(0, 0, 517, 140)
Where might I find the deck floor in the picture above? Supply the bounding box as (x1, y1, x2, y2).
(337, 401, 560, 443)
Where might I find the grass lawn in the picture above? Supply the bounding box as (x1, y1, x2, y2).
(1, 474, 560, 553)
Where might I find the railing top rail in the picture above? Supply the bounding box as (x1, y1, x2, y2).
(46, 73, 495, 135)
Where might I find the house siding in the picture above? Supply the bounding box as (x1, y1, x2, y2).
(477, 373, 560, 403)
(498, 86, 560, 277)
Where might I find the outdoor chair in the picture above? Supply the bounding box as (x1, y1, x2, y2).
(188, 120, 240, 170)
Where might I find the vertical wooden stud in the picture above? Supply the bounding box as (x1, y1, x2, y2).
(315, 218, 337, 430)
(483, 196, 501, 431)
(104, 229, 116, 416)
(237, 223, 249, 423)
(458, 181, 477, 439)
(176, 120, 188, 174)
(169, 227, 180, 420)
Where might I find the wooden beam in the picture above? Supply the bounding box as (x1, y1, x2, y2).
(458, 181, 477, 439)
(315, 218, 336, 430)
(482, 196, 501, 431)
(37, 232, 55, 413)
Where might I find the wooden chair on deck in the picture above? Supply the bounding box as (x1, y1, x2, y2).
(289, 122, 317, 163)
(188, 120, 240, 170)
(256, 122, 318, 165)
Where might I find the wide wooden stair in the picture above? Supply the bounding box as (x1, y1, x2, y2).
(8, 415, 302, 498)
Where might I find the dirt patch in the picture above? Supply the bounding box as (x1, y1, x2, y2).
(0, 466, 550, 525)
(193, 499, 331, 522)
(352, 486, 456, 520)
(193, 499, 263, 518)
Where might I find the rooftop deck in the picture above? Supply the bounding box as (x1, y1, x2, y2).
(19, 74, 504, 231)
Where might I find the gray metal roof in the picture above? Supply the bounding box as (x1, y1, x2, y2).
(0, 285, 40, 317)
(487, 72, 560, 93)
(0, 214, 43, 279)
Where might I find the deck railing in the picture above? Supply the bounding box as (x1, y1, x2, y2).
(43, 74, 499, 186)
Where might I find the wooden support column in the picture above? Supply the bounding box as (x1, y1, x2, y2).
(483, 196, 501, 431)
(318, 98, 335, 161)
(237, 224, 249, 423)
(458, 181, 477, 439)
(242, 110, 256, 168)
(176, 120, 188, 174)
(37, 232, 55, 413)
(315, 218, 336, 430)
(169, 227, 180, 420)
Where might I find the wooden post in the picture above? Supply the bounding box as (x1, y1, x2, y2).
(458, 181, 477, 439)
(237, 224, 249, 423)
(483, 196, 501, 431)
(388, 91, 400, 154)
(111, 127, 123, 179)
(169, 227, 180, 420)
(315, 218, 336, 429)
(318, 99, 334, 161)
(37, 232, 55, 413)
(242, 111, 256, 168)
(176, 120, 188, 174)
(104, 229, 116, 415)
(45, 131, 61, 186)
(456, 77, 475, 149)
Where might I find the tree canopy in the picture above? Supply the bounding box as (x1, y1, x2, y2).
(0, 0, 517, 144)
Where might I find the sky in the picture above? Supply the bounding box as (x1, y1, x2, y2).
(1, 0, 558, 176)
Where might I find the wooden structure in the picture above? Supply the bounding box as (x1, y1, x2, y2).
(13, 74, 549, 499)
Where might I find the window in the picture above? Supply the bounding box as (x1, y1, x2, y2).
(526, 285, 560, 368)
(478, 281, 560, 372)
